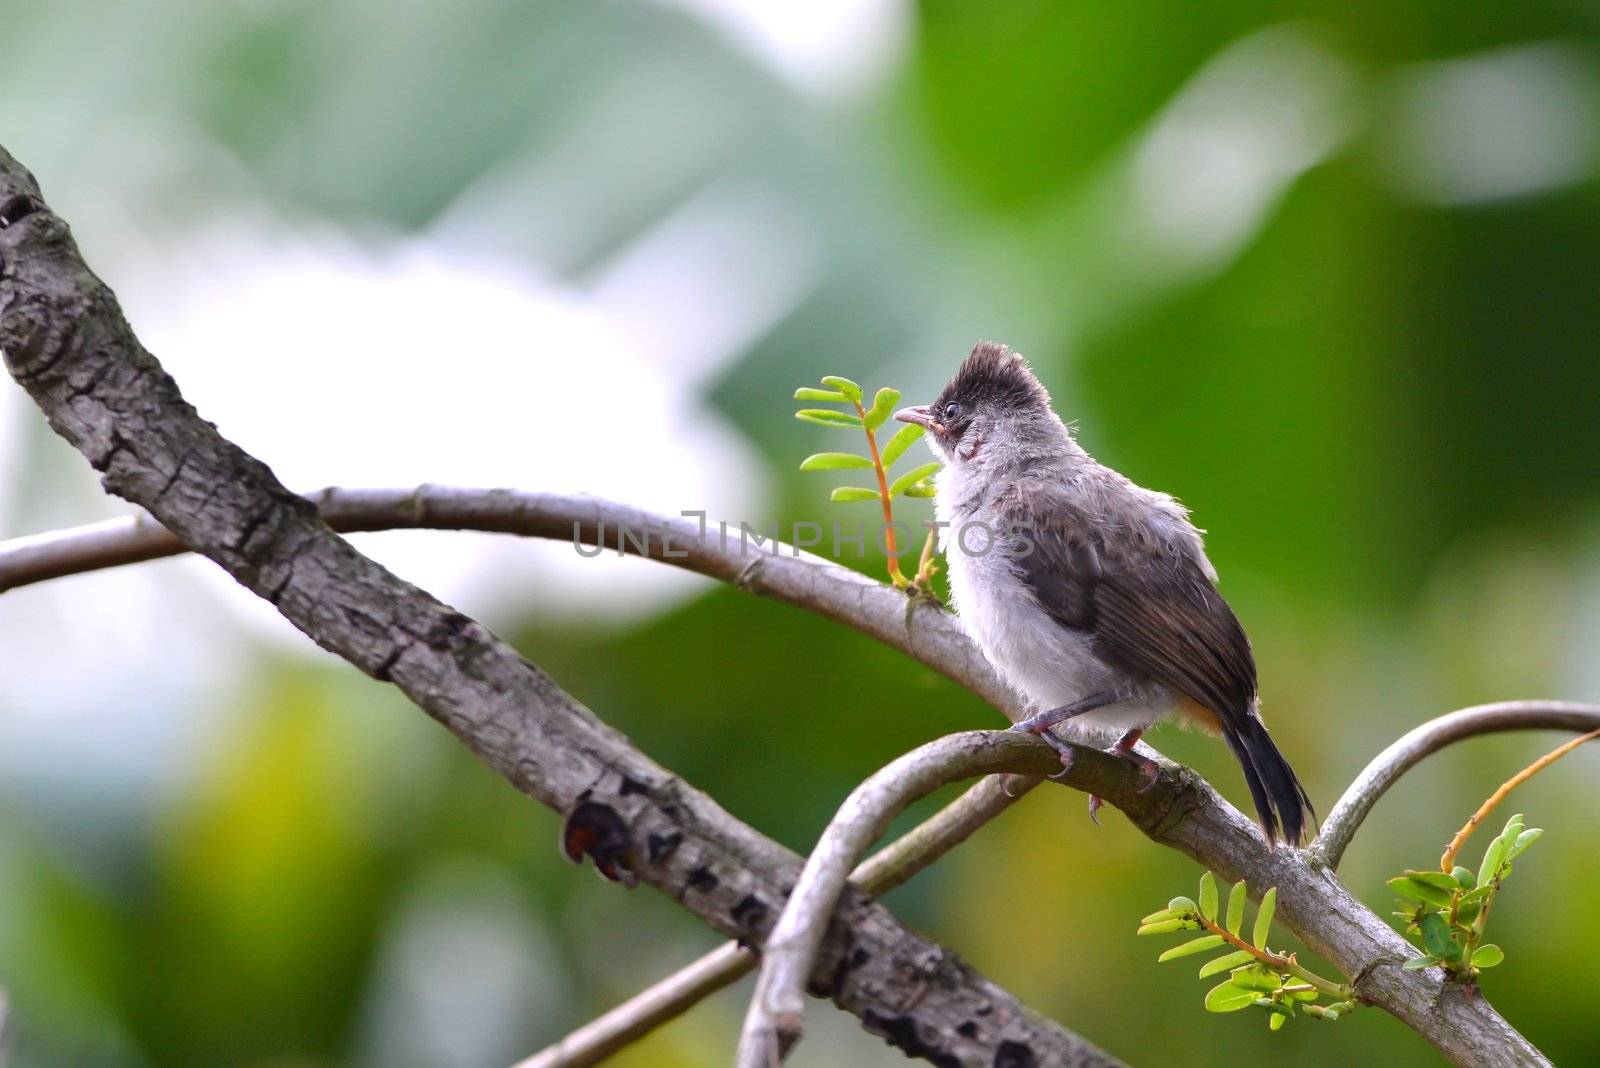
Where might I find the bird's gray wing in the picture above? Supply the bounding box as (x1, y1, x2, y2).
(996, 479, 1256, 722)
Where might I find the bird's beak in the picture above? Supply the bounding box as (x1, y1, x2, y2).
(895, 405, 939, 432)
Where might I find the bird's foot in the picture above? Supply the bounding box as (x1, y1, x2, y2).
(1087, 730, 1160, 826)
(1111, 728, 1160, 792)
(1008, 716, 1078, 780)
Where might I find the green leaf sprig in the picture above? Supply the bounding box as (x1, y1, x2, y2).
(795, 375, 941, 591)
(1138, 871, 1353, 1030)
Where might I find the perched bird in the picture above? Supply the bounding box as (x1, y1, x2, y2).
(895, 342, 1315, 844)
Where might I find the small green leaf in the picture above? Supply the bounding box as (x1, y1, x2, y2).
(1477, 837, 1510, 889)
(1402, 956, 1438, 970)
(902, 481, 938, 498)
(1506, 827, 1542, 861)
(1158, 935, 1224, 962)
(1199, 872, 1219, 922)
(1403, 870, 1462, 891)
(1168, 896, 1198, 914)
(1204, 981, 1259, 1013)
(1420, 913, 1457, 960)
(1306, 1005, 1341, 1021)
(1198, 950, 1255, 978)
(889, 461, 942, 498)
(820, 376, 862, 402)
(794, 387, 848, 402)
(830, 487, 881, 503)
(1139, 908, 1180, 926)
(1137, 918, 1195, 936)
(1454, 897, 1484, 923)
(879, 422, 925, 467)
(862, 387, 901, 430)
(799, 452, 874, 471)
(1387, 876, 1456, 908)
(1226, 880, 1246, 936)
(1268, 1009, 1288, 1031)
(1450, 867, 1476, 889)
(1472, 944, 1505, 968)
(796, 409, 862, 428)
(1253, 887, 1276, 949)
(1199, 948, 1255, 976)
(1229, 964, 1281, 993)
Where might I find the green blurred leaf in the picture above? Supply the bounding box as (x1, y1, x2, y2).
(1225, 879, 1246, 936)
(1199, 871, 1218, 922)
(1268, 1008, 1288, 1031)
(1253, 887, 1276, 949)
(830, 487, 881, 503)
(1402, 870, 1461, 891)
(794, 387, 849, 403)
(902, 481, 938, 499)
(1450, 866, 1475, 889)
(1168, 896, 1198, 914)
(1137, 918, 1195, 936)
(1420, 913, 1457, 960)
(1229, 964, 1281, 993)
(1402, 956, 1438, 970)
(799, 452, 874, 471)
(796, 408, 862, 428)
(1198, 949, 1255, 979)
(1472, 944, 1505, 968)
(1157, 935, 1223, 962)
(1204, 981, 1259, 1013)
(820, 376, 862, 402)
(889, 462, 942, 498)
(1388, 876, 1455, 908)
(880, 422, 925, 467)
(1140, 908, 1180, 926)
(863, 386, 901, 430)
(1477, 836, 1510, 889)
(1506, 827, 1543, 861)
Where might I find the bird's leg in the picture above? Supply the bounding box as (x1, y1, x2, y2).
(1088, 728, 1160, 824)
(1009, 690, 1120, 781)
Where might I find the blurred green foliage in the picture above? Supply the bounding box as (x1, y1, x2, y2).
(3, 2, 1600, 1066)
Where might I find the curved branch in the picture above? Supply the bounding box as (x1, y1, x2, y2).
(736, 732, 1063, 1066)
(0, 144, 1106, 1068)
(1308, 702, 1600, 869)
(0, 486, 1018, 714)
(518, 773, 1043, 1068)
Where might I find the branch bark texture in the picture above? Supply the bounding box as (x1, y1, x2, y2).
(0, 146, 1110, 1066)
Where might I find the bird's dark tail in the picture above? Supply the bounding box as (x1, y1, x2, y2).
(1222, 716, 1316, 846)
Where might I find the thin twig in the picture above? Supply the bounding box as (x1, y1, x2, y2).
(1439, 727, 1600, 872)
(517, 773, 1040, 1068)
(1308, 702, 1600, 870)
(734, 732, 1078, 1066)
(0, 487, 1017, 715)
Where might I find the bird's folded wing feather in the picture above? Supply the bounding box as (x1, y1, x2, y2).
(996, 480, 1257, 726)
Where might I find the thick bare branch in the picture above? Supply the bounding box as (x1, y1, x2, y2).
(1309, 701, 1600, 869)
(737, 732, 1060, 1066)
(0, 144, 1110, 1067)
(518, 773, 1041, 1068)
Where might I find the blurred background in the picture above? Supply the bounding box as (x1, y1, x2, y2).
(2, 2, 1599, 1065)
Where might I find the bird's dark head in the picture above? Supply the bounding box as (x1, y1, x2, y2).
(894, 341, 1055, 465)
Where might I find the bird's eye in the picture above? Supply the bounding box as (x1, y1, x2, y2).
(943, 402, 963, 421)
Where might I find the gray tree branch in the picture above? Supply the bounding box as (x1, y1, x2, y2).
(0, 145, 1110, 1067)
(737, 732, 1058, 1066)
(0, 145, 1567, 1066)
(518, 772, 1042, 1068)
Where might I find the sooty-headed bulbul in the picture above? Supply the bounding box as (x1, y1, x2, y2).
(895, 342, 1315, 844)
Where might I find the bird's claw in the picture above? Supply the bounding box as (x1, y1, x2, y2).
(1088, 794, 1104, 824)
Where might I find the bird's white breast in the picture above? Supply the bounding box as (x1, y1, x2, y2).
(937, 464, 1168, 742)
